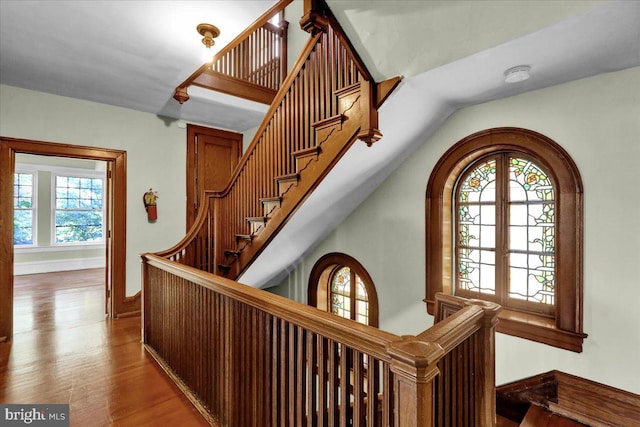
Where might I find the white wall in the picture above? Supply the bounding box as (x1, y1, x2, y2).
(272, 66, 640, 394)
(1, 84, 187, 295)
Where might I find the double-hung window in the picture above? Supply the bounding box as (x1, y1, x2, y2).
(54, 175, 104, 244)
(13, 172, 36, 246)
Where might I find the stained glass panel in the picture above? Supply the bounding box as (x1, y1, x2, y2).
(508, 157, 555, 305)
(457, 159, 497, 295)
(459, 159, 497, 203)
(331, 267, 351, 318)
(330, 267, 372, 325)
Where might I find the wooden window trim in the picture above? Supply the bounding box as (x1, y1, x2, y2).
(425, 127, 587, 352)
(308, 252, 379, 327)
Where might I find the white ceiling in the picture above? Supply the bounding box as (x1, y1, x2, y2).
(0, 0, 278, 131)
(2, 1, 639, 288)
(0, 0, 623, 132)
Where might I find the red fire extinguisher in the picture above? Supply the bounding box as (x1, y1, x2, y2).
(143, 188, 159, 222)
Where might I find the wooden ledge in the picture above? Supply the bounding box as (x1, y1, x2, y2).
(425, 300, 587, 352)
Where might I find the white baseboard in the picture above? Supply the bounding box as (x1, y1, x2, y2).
(14, 257, 105, 275)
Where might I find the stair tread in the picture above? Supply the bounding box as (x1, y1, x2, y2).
(246, 216, 268, 222)
(292, 146, 321, 157)
(275, 172, 299, 181)
(260, 196, 282, 203)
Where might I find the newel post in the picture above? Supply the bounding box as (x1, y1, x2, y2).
(386, 336, 445, 427)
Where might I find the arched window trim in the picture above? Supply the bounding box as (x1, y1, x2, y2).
(425, 127, 586, 352)
(308, 252, 379, 327)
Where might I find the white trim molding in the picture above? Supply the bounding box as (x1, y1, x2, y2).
(14, 256, 105, 275)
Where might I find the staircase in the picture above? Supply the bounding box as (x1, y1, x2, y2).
(155, 0, 398, 282)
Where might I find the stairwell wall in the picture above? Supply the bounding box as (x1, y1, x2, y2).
(270, 66, 640, 395)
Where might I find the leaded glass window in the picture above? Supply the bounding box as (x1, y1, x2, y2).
(14, 172, 35, 246)
(330, 266, 370, 325)
(455, 153, 555, 314)
(54, 175, 104, 244)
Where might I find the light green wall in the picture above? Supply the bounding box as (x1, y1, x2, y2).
(272, 66, 640, 394)
(1, 84, 187, 295)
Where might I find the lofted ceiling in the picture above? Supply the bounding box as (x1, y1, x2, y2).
(2, 1, 639, 288)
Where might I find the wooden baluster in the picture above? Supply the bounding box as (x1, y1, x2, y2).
(339, 345, 349, 427)
(295, 326, 305, 426)
(353, 349, 364, 426)
(305, 331, 317, 427)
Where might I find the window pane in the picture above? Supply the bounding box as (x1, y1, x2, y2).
(459, 159, 496, 203)
(509, 157, 554, 202)
(55, 175, 104, 244)
(457, 159, 498, 296)
(508, 157, 555, 305)
(509, 254, 555, 305)
(13, 209, 33, 245)
(55, 211, 103, 243)
(331, 267, 351, 319)
(14, 173, 34, 246)
(356, 300, 368, 324)
(14, 173, 34, 209)
(355, 275, 368, 301)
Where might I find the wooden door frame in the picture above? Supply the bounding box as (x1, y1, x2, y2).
(0, 137, 135, 342)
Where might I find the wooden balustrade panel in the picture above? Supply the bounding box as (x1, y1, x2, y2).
(434, 333, 480, 426)
(215, 26, 363, 265)
(211, 23, 284, 90)
(143, 263, 396, 426)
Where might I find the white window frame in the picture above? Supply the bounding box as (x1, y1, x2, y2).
(51, 169, 106, 247)
(13, 167, 38, 248)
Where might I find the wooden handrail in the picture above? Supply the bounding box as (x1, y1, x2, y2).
(144, 253, 397, 358)
(142, 254, 501, 426)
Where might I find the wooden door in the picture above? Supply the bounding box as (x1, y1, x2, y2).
(186, 125, 242, 229)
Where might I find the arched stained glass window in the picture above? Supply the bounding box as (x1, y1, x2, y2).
(455, 154, 555, 315)
(426, 128, 586, 352)
(309, 253, 378, 327)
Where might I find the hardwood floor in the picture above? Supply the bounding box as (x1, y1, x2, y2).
(0, 269, 209, 426)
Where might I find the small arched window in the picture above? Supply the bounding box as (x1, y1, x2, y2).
(308, 253, 379, 327)
(426, 128, 586, 352)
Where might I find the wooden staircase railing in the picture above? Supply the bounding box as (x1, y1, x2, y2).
(142, 254, 501, 426)
(174, 0, 292, 105)
(156, 0, 389, 281)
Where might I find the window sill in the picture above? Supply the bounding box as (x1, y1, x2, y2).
(426, 300, 587, 353)
(14, 243, 105, 254)
(497, 309, 587, 353)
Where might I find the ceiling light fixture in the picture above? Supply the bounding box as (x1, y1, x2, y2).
(504, 65, 531, 84)
(197, 23, 220, 64)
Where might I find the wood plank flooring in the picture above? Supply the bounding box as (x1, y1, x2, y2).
(0, 269, 209, 426)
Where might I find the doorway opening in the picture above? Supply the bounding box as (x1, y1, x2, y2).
(1, 137, 135, 342)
